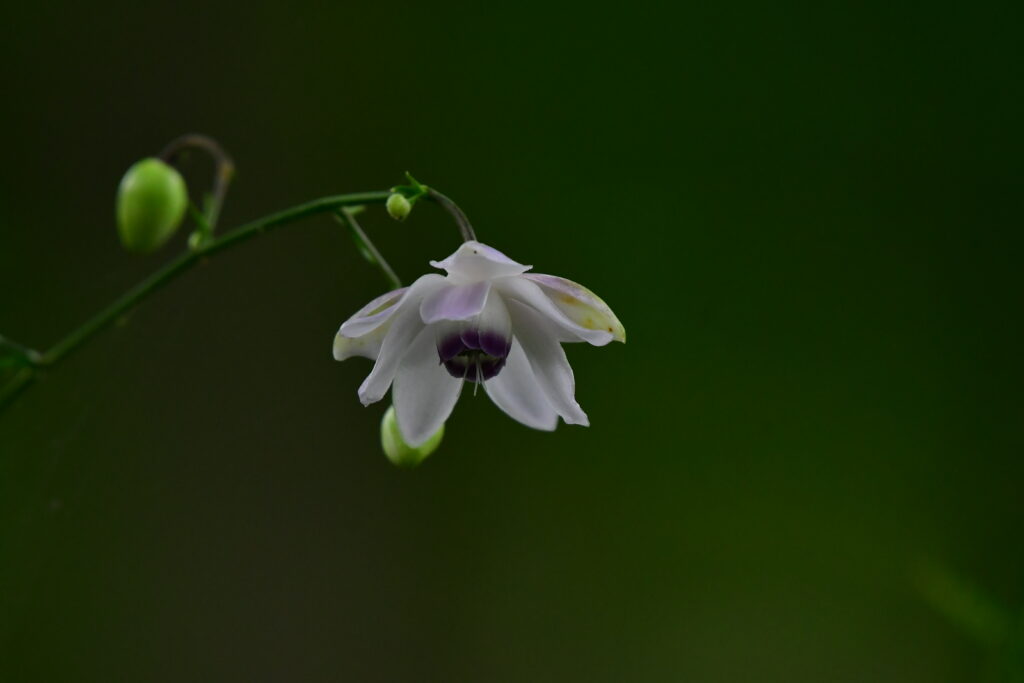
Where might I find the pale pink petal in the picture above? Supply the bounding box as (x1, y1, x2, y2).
(523, 274, 625, 343)
(338, 274, 449, 342)
(337, 287, 408, 338)
(429, 240, 531, 283)
(496, 277, 614, 347)
(351, 277, 448, 404)
(420, 280, 491, 323)
(393, 326, 464, 446)
(333, 319, 392, 361)
(356, 306, 426, 406)
(483, 339, 558, 431)
(506, 299, 589, 426)
(470, 287, 512, 345)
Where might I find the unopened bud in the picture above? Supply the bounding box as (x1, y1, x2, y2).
(116, 158, 188, 252)
(381, 404, 443, 467)
(386, 192, 412, 222)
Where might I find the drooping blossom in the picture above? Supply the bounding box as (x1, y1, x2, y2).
(334, 241, 624, 446)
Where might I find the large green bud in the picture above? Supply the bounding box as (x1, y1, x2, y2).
(380, 404, 444, 468)
(116, 158, 188, 252)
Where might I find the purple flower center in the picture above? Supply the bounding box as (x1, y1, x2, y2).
(437, 329, 512, 383)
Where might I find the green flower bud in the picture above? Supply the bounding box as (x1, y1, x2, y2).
(116, 158, 188, 252)
(386, 192, 412, 222)
(380, 404, 443, 467)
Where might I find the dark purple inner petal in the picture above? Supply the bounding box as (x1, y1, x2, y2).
(460, 328, 481, 349)
(479, 331, 509, 358)
(437, 333, 466, 362)
(443, 356, 471, 380)
(478, 356, 507, 380)
(439, 329, 512, 383)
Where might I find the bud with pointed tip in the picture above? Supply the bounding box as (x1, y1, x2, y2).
(116, 158, 188, 252)
(386, 192, 412, 222)
(381, 404, 443, 467)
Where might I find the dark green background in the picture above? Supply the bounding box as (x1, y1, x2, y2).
(2, 2, 1022, 680)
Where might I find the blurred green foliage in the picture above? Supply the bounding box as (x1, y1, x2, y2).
(920, 565, 1024, 681)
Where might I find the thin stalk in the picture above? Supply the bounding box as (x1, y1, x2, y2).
(427, 188, 477, 242)
(335, 208, 402, 290)
(1, 180, 477, 414)
(39, 191, 389, 367)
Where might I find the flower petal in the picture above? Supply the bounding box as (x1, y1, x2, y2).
(429, 241, 531, 283)
(334, 319, 392, 361)
(354, 276, 449, 405)
(338, 286, 408, 338)
(483, 339, 558, 431)
(506, 299, 589, 426)
(523, 274, 625, 343)
(393, 326, 464, 446)
(473, 287, 512, 349)
(420, 280, 491, 323)
(496, 277, 614, 346)
(357, 306, 425, 406)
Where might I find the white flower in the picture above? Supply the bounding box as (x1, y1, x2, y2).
(333, 241, 625, 446)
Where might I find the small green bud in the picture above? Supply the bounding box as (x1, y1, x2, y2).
(381, 404, 443, 468)
(116, 158, 188, 252)
(386, 192, 412, 222)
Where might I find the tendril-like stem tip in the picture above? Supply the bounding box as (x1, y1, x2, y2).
(427, 188, 477, 242)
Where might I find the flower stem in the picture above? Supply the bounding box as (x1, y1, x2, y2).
(335, 208, 403, 290)
(427, 188, 477, 242)
(36, 191, 390, 369)
(1, 179, 476, 414)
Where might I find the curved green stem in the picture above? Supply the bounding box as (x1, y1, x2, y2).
(36, 191, 389, 368)
(1, 178, 479, 415)
(335, 208, 402, 290)
(427, 188, 477, 242)
(1, 192, 389, 410)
